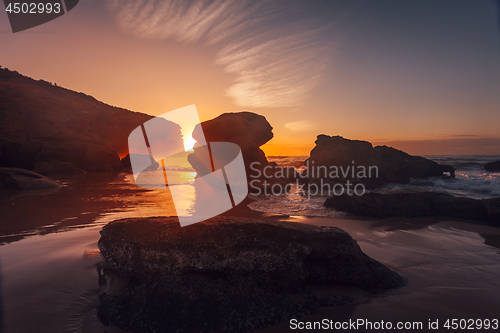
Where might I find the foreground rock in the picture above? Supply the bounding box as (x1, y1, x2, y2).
(305, 135, 455, 188)
(485, 161, 500, 172)
(325, 192, 500, 225)
(0, 167, 61, 190)
(97, 217, 405, 333)
(193, 112, 295, 188)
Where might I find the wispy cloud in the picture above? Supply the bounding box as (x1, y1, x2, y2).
(106, 0, 268, 43)
(284, 120, 315, 132)
(216, 31, 328, 107)
(105, 0, 331, 108)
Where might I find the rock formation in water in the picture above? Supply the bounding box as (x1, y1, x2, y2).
(305, 135, 455, 188)
(192, 112, 295, 188)
(324, 192, 500, 225)
(97, 216, 405, 333)
(484, 161, 500, 172)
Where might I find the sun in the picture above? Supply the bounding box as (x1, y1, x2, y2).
(183, 134, 197, 151)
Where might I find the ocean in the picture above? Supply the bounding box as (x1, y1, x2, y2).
(248, 155, 500, 217)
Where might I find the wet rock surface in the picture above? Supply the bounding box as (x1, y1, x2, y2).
(484, 161, 500, 172)
(97, 216, 405, 333)
(0, 167, 61, 190)
(325, 192, 500, 225)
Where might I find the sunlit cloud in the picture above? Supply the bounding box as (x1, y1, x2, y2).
(106, 0, 268, 43)
(105, 0, 331, 108)
(216, 32, 328, 108)
(284, 120, 315, 132)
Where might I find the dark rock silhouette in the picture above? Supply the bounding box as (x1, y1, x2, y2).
(0, 67, 152, 162)
(325, 192, 500, 225)
(97, 216, 405, 333)
(1, 134, 123, 172)
(192, 112, 293, 187)
(484, 161, 500, 172)
(0, 167, 61, 190)
(306, 135, 455, 188)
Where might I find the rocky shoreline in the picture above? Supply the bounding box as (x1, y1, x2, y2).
(324, 192, 500, 226)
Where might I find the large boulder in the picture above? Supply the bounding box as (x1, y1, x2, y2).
(484, 161, 500, 172)
(324, 192, 500, 225)
(192, 112, 294, 189)
(0, 167, 61, 190)
(305, 135, 455, 188)
(97, 216, 405, 333)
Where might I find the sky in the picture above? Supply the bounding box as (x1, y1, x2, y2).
(1, 0, 499, 156)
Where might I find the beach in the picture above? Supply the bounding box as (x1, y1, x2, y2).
(1, 170, 500, 332)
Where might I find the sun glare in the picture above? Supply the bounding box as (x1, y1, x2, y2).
(183, 134, 197, 151)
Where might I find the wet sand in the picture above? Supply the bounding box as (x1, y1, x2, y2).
(1, 173, 500, 332)
(257, 217, 500, 332)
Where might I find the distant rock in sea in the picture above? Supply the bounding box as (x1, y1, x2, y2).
(484, 161, 500, 172)
(305, 135, 455, 188)
(0, 167, 61, 190)
(324, 192, 500, 225)
(97, 216, 405, 333)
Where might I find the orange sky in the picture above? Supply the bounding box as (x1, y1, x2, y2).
(1, 0, 499, 156)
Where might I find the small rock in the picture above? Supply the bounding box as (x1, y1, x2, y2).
(0, 167, 61, 190)
(485, 161, 500, 172)
(96, 216, 405, 333)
